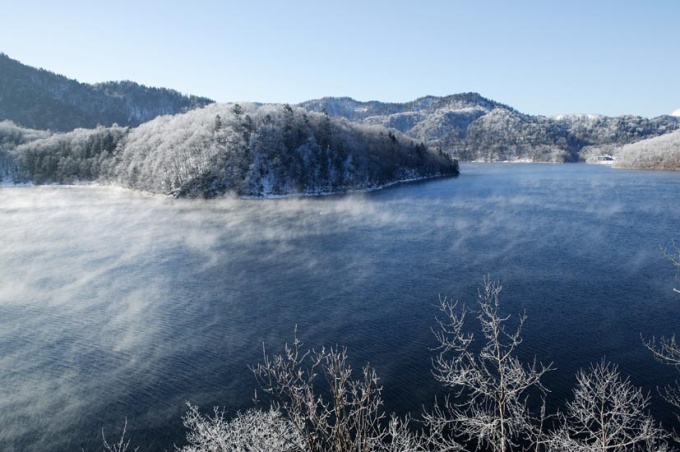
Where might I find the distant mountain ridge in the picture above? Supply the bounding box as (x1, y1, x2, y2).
(300, 94, 680, 162)
(0, 53, 214, 131)
(300, 93, 513, 121)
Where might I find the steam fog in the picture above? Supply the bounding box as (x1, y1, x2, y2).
(1, 163, 679, 450)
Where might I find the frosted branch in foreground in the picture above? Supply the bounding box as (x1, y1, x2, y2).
(548, 360, 669, 451)
(428, 278, 552, 452)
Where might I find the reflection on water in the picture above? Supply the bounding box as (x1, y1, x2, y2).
(1, 164, 679, 450)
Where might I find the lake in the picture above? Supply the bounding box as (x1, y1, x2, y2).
(1, 163, 679, 451)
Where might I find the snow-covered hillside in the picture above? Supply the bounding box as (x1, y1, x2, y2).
(302, 94, 680, 163)
(612, 129, 680, 170)
(6, 104, 459, 197)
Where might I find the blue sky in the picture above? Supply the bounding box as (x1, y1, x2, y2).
(2, 0, 678, 117)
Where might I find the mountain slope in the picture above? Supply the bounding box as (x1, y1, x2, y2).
(301, 94, 680, 162)
(0, 53, 214, 131)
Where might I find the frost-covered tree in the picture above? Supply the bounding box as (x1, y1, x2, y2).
(250, 330, 390, 452)
(0, 120, 51, 182)
(645, 333, 680, 420)
(177, 402, 426, 452)
(177, 404, 305, 452)
(102, 420, 138, 452)
(426, 279, 553, 452)
(11, 124, 128, 184)
(548, 360, 669, 451)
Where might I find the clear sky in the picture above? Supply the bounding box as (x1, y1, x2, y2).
(2, 0, 679, 117)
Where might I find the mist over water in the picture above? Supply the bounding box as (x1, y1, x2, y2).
(1, 164, 679, 450)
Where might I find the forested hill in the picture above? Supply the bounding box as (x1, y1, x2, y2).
(0, 53, 214, 131)
(5, 103, 459, 197)
(301, 94, 680, 163)
(610, 129, 680, 170)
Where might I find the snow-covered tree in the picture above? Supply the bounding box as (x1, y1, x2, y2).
(177, 404, 305, 452)
(250, 330, 390, 452)
(548, 360, 669, 451)
(11, 124, 128, 184)
(426, 279, 553, 452)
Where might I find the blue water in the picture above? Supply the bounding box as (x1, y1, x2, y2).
(1, 163, 679, 450)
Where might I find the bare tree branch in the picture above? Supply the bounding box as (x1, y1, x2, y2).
(177, 403, 305, 452)
(250, 329, 396, 452)
(428, 278, 553, 452)
(548, 360, 669, 451)
(102, 419, 138, 452)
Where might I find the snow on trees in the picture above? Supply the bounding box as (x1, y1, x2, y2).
(8, 103, 458, 196)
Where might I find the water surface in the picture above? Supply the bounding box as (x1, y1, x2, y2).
(1, 163, 679, 450)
